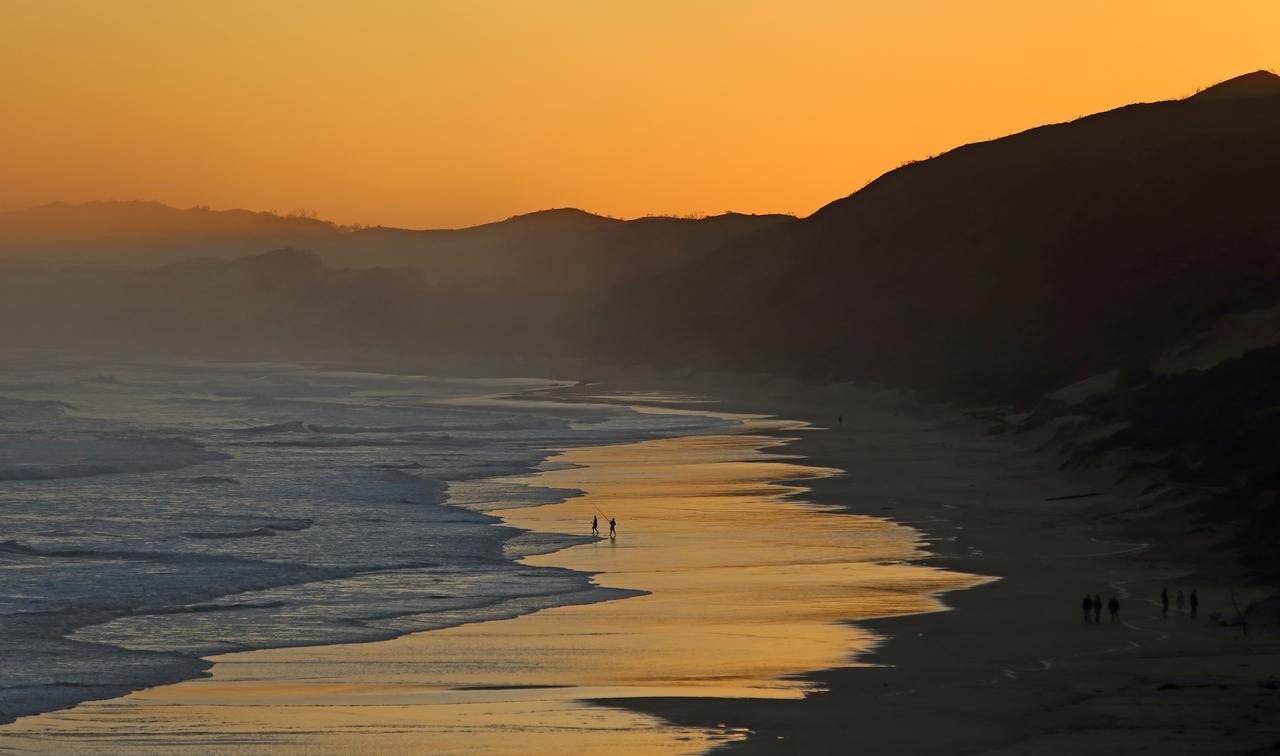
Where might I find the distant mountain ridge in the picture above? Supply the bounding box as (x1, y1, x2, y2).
(0, 200, 795, 366)
(0, 200, 793, 299)
(1, 200, 784, 256)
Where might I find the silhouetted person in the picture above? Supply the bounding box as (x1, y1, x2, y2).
(1190, 589, 1199, 619)
(1082, 594, 1093, 623)
(1108, 595, 1120, 624)
(591, 515, 598, 536)
(609, 517, 616, 538)
(1093, 594, 1102, 624)
(1161, 586, 1169, 618)
(837, 414, 844, 428)
(1176, 589, 1185, 615)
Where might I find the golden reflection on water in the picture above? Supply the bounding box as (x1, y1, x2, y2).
(0, 420, 985, 754)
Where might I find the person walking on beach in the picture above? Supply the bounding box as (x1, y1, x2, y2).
(1108, 595, 1120, 624)
(609, 517, 617, 538)
(837, 414, 844, 428)
(1190, 589, 1199, 619)
(1176, 589, 1185, 615)
(1162, 586, 1169, 617)
(591, 515, 598, 536)
(1093, 594, 1102, 624)
(1082, 594, 1093, 623)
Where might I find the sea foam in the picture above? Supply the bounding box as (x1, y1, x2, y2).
(0, 359, 732, 724)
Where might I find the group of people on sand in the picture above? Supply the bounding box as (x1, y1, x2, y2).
(1082, 587, 1201, 624)
(590, 515, 616, 539)
(1161, 586, 1199, 618)
(1081, 593, 1122, 624)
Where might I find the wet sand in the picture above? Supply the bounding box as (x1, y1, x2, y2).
(0, 411, 982, 753)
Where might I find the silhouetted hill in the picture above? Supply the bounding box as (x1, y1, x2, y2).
(480, 207, 623, 230)
(595, 71, 1280, 398)
(1188, 69, 1280, 101)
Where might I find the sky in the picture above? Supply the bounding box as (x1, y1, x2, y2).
(2, 1, 1276, 229)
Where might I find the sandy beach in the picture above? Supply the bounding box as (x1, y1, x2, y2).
(2, 376, 1277, 754)
(0, 397, 980, 752)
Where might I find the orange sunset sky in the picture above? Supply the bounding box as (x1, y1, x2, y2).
(2, 1, 1276, 229)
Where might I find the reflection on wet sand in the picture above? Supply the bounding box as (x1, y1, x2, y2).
(0, 419, 984, 753)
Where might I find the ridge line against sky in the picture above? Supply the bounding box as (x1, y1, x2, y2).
(2, 200, 798, 234)
(2, 1, 1276, 228)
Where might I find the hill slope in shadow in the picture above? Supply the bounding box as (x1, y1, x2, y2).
(594, 71, 1280, 399)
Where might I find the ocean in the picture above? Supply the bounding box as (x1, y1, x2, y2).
(0, 356, 734, 723)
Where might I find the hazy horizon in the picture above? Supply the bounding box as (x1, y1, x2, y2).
(0, 198, 790, 232)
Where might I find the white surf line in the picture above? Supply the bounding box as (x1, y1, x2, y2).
(1056, 536, 1150, 559)
(1092, 536, 1150, 555)
(1022, 637, 1146, 680)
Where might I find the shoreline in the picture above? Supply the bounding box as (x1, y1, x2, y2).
(5, 366, 1275, 753)
(0, 387, 982, 752)
(0, 369, 642, 730)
